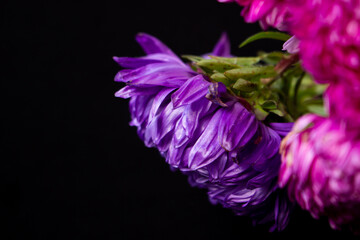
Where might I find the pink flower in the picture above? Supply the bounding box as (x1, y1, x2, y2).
(287, 0, 360, 85)
(325, 83, 360, 132)
(282, 36, 299, 54)
(218, 0, 291, 30)
(279, 114, 360, 233)
(285, 0, 360, 133)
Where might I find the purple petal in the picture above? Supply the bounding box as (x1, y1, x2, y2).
(273, 191, 293, 231)
(117, 62, 193, 83)
(205, 153, 228, 182)
(171, 75, 210, 108)
(173, 98, 217, 148)
(128, 95, 155, 142)
(148, 88, 175, 124)
(237, 124, 281, 172)
(211, 32, 232, 57)
(113, 53, 183, 69)
(136, 33, 179, 59)
(114, 85, 162, 98)
(145, 101, 184, 150)
(128, 71, 190, 88)
(187, 109, 225, 170)
(167, 115, 213, 169)
(246, 155, 281, 188)
(218, 102, 258, 152)
(269, 122, 294, 137)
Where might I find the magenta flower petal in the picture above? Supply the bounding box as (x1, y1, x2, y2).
(218, 0, 290, 30)
(241, 0, 274, 23)
(279, 114, 360, 233)
(282, 36, 299, 54)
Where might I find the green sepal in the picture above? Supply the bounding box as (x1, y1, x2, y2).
(210, 73, 232, 86)
(260, 100, 278, 110)
(196, 59, 239, 72)
(253, 105, 269, 121)
(233, 78, 257, 92)
(239, 31, 291, 48)
(269, 109, 285, 117)
(259, 51, 286, 65)
(181, 55, 204, 63)
(209, 56, 260, 66)
(224, 66, 277, 81)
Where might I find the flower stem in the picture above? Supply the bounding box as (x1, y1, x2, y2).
(293, 71, 305, 118)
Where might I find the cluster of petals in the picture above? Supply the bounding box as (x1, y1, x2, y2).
(286, 0, 360, 133)
(286, 0, 360, 84)
(219, 0, 360, 232)
(277, 1, 360, 233)
(279, 114, 360, 232)
(114, 33, 293, 230)
(217, 0, 291, 31)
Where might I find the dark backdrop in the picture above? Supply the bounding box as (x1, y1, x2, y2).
(2, 0, 357, 239)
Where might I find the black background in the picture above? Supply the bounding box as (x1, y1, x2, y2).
(2, 0, 358, 239)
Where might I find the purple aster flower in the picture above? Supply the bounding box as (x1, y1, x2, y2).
(218, 0, 291, 31)
(114, 33, 293, 231)
(279, 114, 360, 233)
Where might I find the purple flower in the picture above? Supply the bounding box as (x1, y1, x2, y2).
(279, 114, 360, 233)
(114, 33, 293, 230)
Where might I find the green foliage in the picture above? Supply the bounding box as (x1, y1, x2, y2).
(239, 31, 291, 48)
(181, 49, 326, 122)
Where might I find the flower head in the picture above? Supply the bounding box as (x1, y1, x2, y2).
(218, 0, 291, 31)
(325, 83, 360, 133)
(287, 0, 360, 86)
(114, 33, 293, 230)
(279, 114, 360, 233)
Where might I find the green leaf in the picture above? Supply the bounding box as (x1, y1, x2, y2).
(239, 31, 291, 48)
